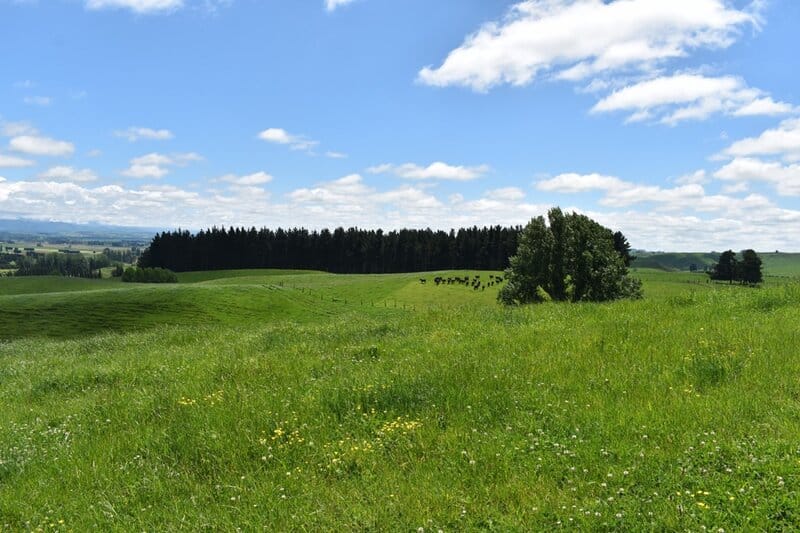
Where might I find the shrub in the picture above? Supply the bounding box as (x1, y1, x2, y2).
(121, 267, 178, 284)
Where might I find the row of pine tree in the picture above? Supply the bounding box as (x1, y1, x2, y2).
(138, 226, 522, 273)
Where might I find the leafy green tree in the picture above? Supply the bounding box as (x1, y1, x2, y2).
(499, 209, 641, 305)
(548, 207, 568, 300)
(613, 231, 635, 267)
(710, 250, 737, 284)
(498, 216, 554, 304)
(738, 249, 763, 285)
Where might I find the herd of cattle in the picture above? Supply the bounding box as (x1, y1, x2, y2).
(419, 274, 505, 291)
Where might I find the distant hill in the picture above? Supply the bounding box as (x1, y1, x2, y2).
(632, 252, 718, 272)
(632, 252, 800, 277)
(0, 218, 160, 242)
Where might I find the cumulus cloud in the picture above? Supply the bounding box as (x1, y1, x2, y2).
(122, 164, 169, 179)
(592, 74, 794, 125)
(367, 162, 490, 181)
(114, 127, 174, 142)
(84, 0, 184, 14)
(483, 187, 526, 201)
(121, 152, 203, 179)
(23, 96, 52, 106)
(418, 0, 756, 92)
(39, 166, 99, 183)
(537, 172, 709, 209)
(286, 174, 446, 227)
(258, 128, 319, 152)
(82, 0, 231, 14)
(675, 170, 709, 185)
(714, 157, 800, 196)
(588, 204, 800, 252)
(537, 173, 626, 193)
(9, 135, 74, 156)
(0, 121, 38, 137)
(325, 0, 356, 11)
(0, 154, 35, 168)
(289, 174, 372, 205)
(721, 118, 800, 162)
(218, 171, 273, 186)
(710, 119, 800, 196)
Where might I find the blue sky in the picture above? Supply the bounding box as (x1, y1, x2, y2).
(1, 0, 799, 250)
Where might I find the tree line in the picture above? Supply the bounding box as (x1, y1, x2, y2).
(15, 252, 111, 278)
(138, 226, 522, 273)
(709, 249, 763, 285)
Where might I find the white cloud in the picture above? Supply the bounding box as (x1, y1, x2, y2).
(218, 171, 273, 186)
(365, 163, 393, 174)
(368, 162, 490, 181)
(39, 166, 99, 183)
(0, 154, 35, 168)
(483, 187, 526, 201)
(23, 96, 52, 106)
(722, 182, 749, 194)
(721, 118, 800, 162)
(675, 170, 709, 185)
(9, 135, 74, 156)
(600, 183, 705, 208)
(114, 127, 174, 142)
(289, 174, 372, 205)
(84, 0, 184, 14)
(131, 153, 173, 166)
(589, 204, 800, 252)
(714, 157, 800, 196)
(592, 74, 794, 124)
(325, 151, 348, 159)
(537, 172, 707, 208)
(287, 174, 445, 228)
(122, 164, 169, 179)
(0, 121, 38, 137)
(418, 0, 756, 92)
(258, 128, 318, 151)
(121, 152, 202, 179)
(711, 119, 800, 196)
(537, 172, 626, 193)
(325, 0, 356, 11)
(733, 97, 795, 117)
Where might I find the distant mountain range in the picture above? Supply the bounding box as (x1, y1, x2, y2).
(0, 218, 162, 242)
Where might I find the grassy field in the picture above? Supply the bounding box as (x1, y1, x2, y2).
(1, 269, 800, 530)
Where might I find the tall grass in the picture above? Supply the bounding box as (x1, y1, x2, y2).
(1, 271, 799, 530)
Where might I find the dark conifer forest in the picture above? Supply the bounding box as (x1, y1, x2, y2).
(138, 226, 522, 273)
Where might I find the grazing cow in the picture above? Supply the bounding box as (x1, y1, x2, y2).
(419, 278, 427, 284)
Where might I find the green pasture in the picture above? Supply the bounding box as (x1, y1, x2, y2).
(1, 269, 799, 530)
